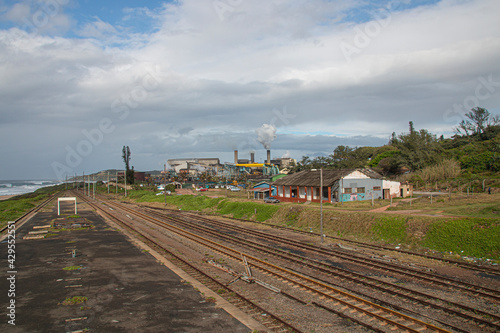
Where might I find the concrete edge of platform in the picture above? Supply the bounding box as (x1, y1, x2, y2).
(94, 207, 268, 332)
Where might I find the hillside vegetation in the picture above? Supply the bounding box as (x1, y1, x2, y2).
(291, 107, 500, 190)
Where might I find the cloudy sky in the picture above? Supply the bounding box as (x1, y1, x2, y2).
(1, 0, 499, 180)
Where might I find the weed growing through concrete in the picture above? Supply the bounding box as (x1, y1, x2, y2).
(61, 296, 88, 306)
(63, 266, 81, 271)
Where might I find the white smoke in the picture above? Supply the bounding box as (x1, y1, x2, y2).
(282, 151, 291, 158)
(256, 124, 277, 149)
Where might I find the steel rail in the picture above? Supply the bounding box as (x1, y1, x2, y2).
(167, 207, 500, 277)
(167, 209, 500, 301)
(142, 207, 500, 332)
(99, 197, 451, 333)
(76, 192, 302, 333)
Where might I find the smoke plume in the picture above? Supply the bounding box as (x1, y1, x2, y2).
(256, 124, 277, 149)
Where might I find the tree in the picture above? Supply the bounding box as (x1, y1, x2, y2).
(454, 107, 500, 138)
(122, 146, 134, 184)
(391, 121, 441, 171)
(389, 132, 398, 145)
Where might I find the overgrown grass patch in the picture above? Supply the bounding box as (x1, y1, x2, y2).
(0, 199, 35, 223)
(371, 216, 408, 244)
(61, 296, 88, 306)
(0, 184, 64, 229)
(423, 218, 500, 259)
(168, 195, 223, 211)
(217, 200, 279, 221)
(63, 266, 81, 271)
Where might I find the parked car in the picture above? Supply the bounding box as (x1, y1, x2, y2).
(229, 186, 241, 192)
(264, 197, 280, 203)
(196, 187, 208, 192)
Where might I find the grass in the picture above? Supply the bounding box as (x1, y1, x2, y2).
(371, 216, 408, 244)
(61, 296, 88, 306)
(217, 200, 279, 221)
(101, 185, 500, 261)
(63, 266, 81, 271)
(387, 193, 500, 218)
(0, 184, 65, 230)
(423, 218, 500, 259)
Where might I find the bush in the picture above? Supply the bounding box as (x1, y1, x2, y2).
(399, 159, 461, 184)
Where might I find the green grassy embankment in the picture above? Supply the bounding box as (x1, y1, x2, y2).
(108, 186, 500, 262)
(0, 184, 65, 230)
(119, 189, 280, 222)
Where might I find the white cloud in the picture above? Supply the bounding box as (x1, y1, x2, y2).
(0, 0, 500, 179)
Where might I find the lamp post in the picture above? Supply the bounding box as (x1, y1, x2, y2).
(320, 168, 324, 243)
(341, 176, 344, 205)
(124, 170, 127, 197)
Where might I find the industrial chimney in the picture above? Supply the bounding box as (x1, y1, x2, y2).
(250, 152, 255, 164)
(234, 150, 238, 164)
(267, 150, 271, 164)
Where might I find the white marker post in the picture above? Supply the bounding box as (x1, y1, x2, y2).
(58, 197, 77, 216)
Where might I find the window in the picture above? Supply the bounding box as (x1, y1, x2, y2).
(373, 186, 381, 191)
(356, 187, 365, 193)
(344, 188, 352, 194)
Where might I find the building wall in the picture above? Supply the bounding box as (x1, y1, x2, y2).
(400, 183, 413, 197)
(338, 179, 383, 202)
(275, 185, 333, 203)
(343, 170, 370, 179)
(273, 170, 395, 203)
(383, 180, 401, 198)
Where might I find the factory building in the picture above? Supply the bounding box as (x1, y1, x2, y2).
(272, 169, 402, 204)
(232, 150, 281, 177)
(167, 158, 220, 174)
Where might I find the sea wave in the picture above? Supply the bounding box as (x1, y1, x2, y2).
(0, 180, 61, 196)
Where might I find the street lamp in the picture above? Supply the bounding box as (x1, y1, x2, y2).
(320, 168, 324, 243)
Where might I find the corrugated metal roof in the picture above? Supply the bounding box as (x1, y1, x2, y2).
(272, 169, 382, 187)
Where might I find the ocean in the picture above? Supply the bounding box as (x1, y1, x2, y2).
(0, 180, 62, 196)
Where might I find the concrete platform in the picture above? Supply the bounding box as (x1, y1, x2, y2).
(0, 201, 254, 332)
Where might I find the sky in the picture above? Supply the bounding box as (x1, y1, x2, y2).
(0, 0, 499, 180)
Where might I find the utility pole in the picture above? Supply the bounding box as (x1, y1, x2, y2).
(93, 175, 95, 200)
(124, 170, 127, 197)
(107, 172, 110, 194)
(164, 164, 167, 207)
(83, 172, 85, 194)
(320, 168, 324, 243)
(340, 177, 344, 206)
(116, 171, 118, 194)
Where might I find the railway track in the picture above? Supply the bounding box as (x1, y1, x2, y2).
(176, 208, 500, 277)
(75, 192, 302, 333)
(163, 209, 500, 302)
(91, 196, 470, 332)
(141, 206, 500, 332)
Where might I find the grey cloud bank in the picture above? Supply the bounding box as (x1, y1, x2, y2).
(0, 0, 499, 179)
